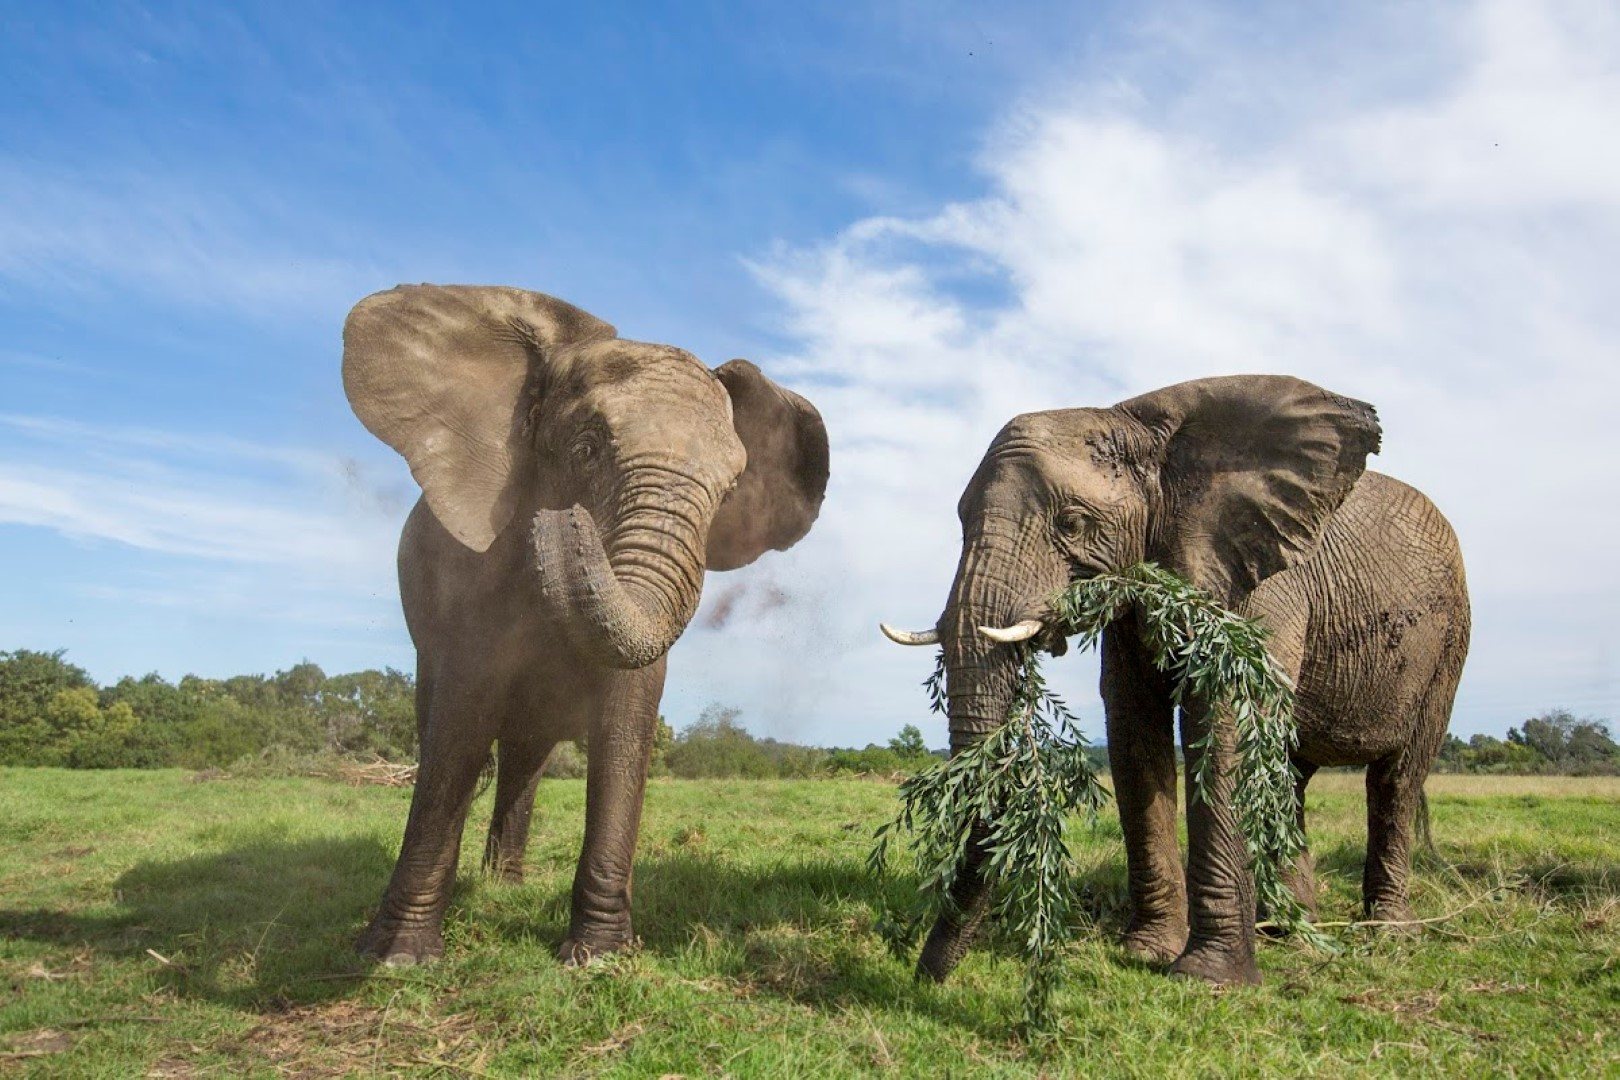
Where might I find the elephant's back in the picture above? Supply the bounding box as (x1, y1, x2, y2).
(1314, 472, 1469, 624)
(1289, 472, 1471, 766)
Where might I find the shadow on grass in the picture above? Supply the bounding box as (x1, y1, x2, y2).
(620, 851, 1139, 1032)
(0, 834, 395, 1009)
(1309, 836, 1620, 903)
(31, 822, 1588, 1036)
(1, 835, 1118, 1036)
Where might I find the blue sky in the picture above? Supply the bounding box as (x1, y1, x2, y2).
(2, 1, 1616, 746)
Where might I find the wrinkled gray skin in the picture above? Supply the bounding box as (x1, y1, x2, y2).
(906, 375, 1469, 986)
(342, 285, 828, 966)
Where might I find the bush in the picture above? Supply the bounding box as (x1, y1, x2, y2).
(542, 740, 588, 779)
(824, 725, 939, 776)
(0, 650, 417, 770)
(1434, 711, 1620, 775)
(668, 706, 794, 778)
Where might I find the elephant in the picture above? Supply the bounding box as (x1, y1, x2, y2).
(342, 284, 828, 966)
(881, 374, 1469, 986)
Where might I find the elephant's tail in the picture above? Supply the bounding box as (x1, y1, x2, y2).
(1414, 789, 1435, 856)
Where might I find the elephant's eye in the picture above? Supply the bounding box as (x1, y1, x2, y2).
(1056, 508, 1092, 539)
(569, 432, 602, 462)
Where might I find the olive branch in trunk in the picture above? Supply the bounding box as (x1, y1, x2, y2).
(870, 562, 1319, 1032)
(869, 647, 1107, 1032)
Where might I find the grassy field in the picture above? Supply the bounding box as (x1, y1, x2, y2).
(1, 768, 1617, 1077)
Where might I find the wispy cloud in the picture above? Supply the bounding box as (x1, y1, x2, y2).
(0, 414, 403, 612)
(0, 414, 336, 477)
(0, 163, 384, 316)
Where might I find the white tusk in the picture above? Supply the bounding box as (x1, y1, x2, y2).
(880, 623, 940, 646)
(978, 620, 1044, 644)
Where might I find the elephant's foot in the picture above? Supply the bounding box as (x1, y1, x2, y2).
(914, 938, 963, 984)
(556, 930, 637, 968)
(1363, 898, 1418, 933)
(1258, 895, 1317, 938)
(1121, 920, 1188, 965)
(481, 855, 525, 885)
(1169, 942, 1260, 986)
(481, 834, 528, 884)
(357, 915, 445, 966)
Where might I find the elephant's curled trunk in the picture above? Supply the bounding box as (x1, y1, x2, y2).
(532, 499, 707, 670)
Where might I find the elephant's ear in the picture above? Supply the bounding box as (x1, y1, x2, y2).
(1118, 374, 1380, 603)
(342, 284, 616, 552)
(706, 359, 830, 571)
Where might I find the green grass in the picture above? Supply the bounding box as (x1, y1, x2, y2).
(1, 769, 1617, 1076)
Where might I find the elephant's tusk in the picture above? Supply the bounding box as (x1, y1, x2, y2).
(880, 623, 940, 646)
(978, 620, 1044, 644)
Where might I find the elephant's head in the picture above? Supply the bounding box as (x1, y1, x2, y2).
(883, 375, 1378, 979)
(344, 284, 828, 668)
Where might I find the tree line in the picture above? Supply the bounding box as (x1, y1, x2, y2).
(1432, 710, 1620, 776)
(1, 649, 1613, 776)
(0, 649, 956, 776)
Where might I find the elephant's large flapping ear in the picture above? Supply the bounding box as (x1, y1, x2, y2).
(1118, 374, 1380, 604)
(342, 284, 616, 552)
(706, 359, 830, 571)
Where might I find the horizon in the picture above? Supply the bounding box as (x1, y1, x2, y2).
(2, 1, 1616, 744)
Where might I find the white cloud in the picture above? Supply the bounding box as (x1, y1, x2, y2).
(709, 0, 1620, 742)
(0, 416, 403, 632)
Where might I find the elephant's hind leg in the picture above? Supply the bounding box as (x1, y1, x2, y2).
(1262, 758, 1319, 933)
(1362, 751, 1424, 926)
(1286, 760, 1320, 918)
(1363, 668, 1455, 925)
(482, 734, 558, 883)
(359, 675, 501, 965)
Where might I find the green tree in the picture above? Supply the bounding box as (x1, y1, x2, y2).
(648, 715, 675, 776)
(1511, 709, 1619, 775)
(0, 650, 96, 765)
(887, 724, 930, 759)
(668, 706, 762, 778)
(58, 696, 140, 768)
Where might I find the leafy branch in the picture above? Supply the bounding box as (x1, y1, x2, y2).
(871, 562, 1318, 1032)
(870, 647, 1107, 1031)
(1049, 562, 1315, 944)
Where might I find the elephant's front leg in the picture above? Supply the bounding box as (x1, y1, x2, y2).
(1173, 701, 1261, 985)
(1281, 758, 1319, 922)
(359, 675, 499, 965)
(557, 657, 667, 966)
(1102, 626, 1187, 964)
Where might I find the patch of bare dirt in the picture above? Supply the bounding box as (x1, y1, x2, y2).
(1339, 987, 1504, 1043)
(0, 1027, 77, 1062)
(152, 998, 489, 1078)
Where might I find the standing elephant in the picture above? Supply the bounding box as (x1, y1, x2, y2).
(882, 375, 1469, 986)
(343, 284, 828, 966)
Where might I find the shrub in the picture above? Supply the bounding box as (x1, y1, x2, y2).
(542, 740, 588, 779)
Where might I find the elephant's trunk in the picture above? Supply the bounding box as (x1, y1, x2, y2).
(916, 514, 1067, 982)
(532, 467, 712, 670)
